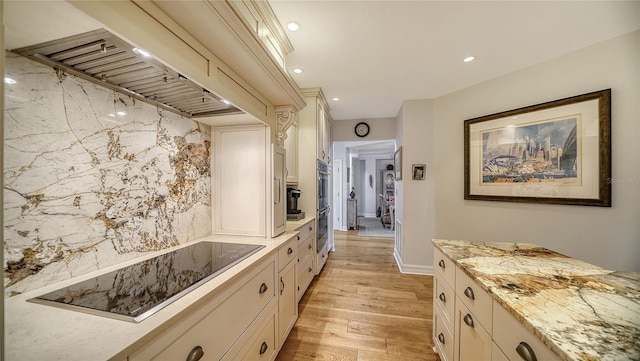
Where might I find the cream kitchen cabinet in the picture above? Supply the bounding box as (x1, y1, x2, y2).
(297, 87, 331, 216)
(433, 247, 456, 361)
(214, 125, 274, 237)
(493, 301, 562, 361)
(129, 253, 278, 361)
(272, 145, 287, 237)
(277, 236, 298, 347)
(292, 219, 316, 301)
(128, 237, 299, 361)
(433, 241, 566, 361)
(284, 121, 299, 185)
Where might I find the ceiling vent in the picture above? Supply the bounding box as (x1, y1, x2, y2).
(11, 29, 243, 118)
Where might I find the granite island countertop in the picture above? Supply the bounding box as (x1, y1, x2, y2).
(432, 239, 640, 361)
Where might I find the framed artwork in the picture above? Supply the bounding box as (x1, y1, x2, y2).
(464, 89, 611, 207)
(394, 147, 403, 180)
(412, 164, 426, 180)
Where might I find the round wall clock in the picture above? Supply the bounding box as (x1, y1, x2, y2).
(354, 122, 370, 137)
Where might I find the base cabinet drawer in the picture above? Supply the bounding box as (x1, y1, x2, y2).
(222, 302, 278, 361)
(456, 267, 493, 331)
(434, 275, 455, 329)
(491, 342, 509, 361)
(455, 296, 492, 361)
(434, 306, 454, 361)
(434, 247, 456, 287)
(297, 255, 314, 301)
(493, 301, 562, 361)
(129, 256, 276, 361)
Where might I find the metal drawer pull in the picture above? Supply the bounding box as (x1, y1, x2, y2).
(280, 277, 285, 295)
(259, 341, 269, 355)
(186, 346, 204, 361)
(463, 314, 474, 328)
(308, 244, 312, 250)
(516, 342, 537, 361)
(438, 333, 445, 344)
(464, 286, 475, 300)
(438, 259, 445, 269)
(287, 247, 293, 255)
(309, 225, 313, 231)
(309, 267, 313, 272)
(259, 283, 268, 294)
(439, 293, 446, 302)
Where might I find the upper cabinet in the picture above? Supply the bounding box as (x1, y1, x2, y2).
(317, 101, 332, 164)
(299, 88, 332, 164)
(296, 88, 332, 216)
(284, 121, 299, 184)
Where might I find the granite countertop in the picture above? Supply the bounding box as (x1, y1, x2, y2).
(5, 231, 299, 361)
(432, 239, 640, 361)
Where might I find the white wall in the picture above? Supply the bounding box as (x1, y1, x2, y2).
(395, 100, 436, 273)
(332, 117, 396, 142)
(433, 30, 640, 271)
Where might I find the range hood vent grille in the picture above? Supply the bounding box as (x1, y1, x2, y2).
(12, 29, 243, 118)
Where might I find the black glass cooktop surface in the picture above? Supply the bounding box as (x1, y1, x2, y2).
(29, 242, 265, 322)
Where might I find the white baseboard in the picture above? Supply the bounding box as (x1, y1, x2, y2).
(393, 249, 434, 275)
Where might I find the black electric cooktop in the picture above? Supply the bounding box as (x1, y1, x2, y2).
(29, 242, 265, 322)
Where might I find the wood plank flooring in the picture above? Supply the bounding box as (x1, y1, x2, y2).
(276, 230, 441, 361)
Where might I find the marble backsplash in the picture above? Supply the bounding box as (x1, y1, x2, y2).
(3, 51, 212, 296)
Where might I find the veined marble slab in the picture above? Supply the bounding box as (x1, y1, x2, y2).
(4, 52, 212, 297)
(433, 239, 640, 361)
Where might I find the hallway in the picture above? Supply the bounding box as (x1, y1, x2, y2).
(276, 230, 440, 361)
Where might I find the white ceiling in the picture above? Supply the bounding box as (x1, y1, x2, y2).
(269, 1, 640, 121)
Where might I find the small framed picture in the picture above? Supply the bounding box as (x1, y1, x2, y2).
(412, 164, 426, 180)
(394, 147, 402, 180)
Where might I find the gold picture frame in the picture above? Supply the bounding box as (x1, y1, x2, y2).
(464, 89, 611, 206)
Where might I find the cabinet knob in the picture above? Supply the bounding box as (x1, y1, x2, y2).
(464, 286, 475, 300)
(259, 283, 268, 294)
(259, 341, 269, 355)
(438, 333, 445, 344)
(463, 314, 474, 328)
(516, 342, 537, 361)
(186, 346, 204, 361)
(438, 259, 445, 269)
(297, 235, 300, 240)
(287, 247, 293, 255)
(308, 244, 312, 250)
(438, 293, 446, 303)
(309, 267, 313, 273)
(309, 226, 313, 231)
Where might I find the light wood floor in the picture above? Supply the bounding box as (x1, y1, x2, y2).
(276, 230, 441, 361)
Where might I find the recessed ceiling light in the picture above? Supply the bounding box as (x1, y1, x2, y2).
(332, 97, 340, 101)
(4, 77, 16, 84)
(463, 56, 476, 63)
(287, 22, 301, 32)
(292, 68, 303, 74)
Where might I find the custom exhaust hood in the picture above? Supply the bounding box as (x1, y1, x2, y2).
(11, 29, 243, 118)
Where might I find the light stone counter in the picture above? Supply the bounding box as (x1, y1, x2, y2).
(433, 239, 640, 361)
(5, 231, 299, 361)
(286, 216, 315, 233)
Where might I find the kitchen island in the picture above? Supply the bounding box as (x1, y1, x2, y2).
(432, 239, 640, 361)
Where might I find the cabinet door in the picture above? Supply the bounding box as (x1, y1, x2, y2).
(278, 259, 297, 346)
(272, 145, 286, 237)
(455, 296, 492, 361)
(284, 122, 299, 184)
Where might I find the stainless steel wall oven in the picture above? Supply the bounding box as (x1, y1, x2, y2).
(316, 160, 329, 253)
